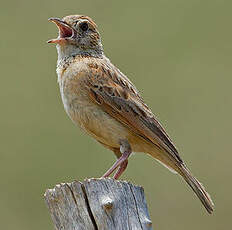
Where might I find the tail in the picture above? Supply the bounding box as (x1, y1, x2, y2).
(179, 164, 214, 214)
(147, 149, 214, 213)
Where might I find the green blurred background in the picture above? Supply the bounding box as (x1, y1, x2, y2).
(1, 0, 231, 229)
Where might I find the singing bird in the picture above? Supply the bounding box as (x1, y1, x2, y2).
(48, 15, 214, 213)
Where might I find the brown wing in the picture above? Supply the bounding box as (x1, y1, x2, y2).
(85, 61, 183, 163)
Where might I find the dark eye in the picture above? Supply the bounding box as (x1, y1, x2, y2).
(80, 22, 88, 31)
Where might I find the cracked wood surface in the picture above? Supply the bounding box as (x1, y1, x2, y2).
(44, 178, 153, 230)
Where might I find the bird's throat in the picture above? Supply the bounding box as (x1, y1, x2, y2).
(56, 44, 103, 65)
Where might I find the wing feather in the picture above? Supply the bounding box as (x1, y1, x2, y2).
(85, 62, 183, 163)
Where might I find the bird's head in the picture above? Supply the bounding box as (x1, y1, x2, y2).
(48, 15, 103, 59)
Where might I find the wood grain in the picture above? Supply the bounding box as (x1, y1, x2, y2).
(44, 178, 153, 230)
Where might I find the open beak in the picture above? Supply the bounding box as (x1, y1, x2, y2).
(47, 18, 75, 44)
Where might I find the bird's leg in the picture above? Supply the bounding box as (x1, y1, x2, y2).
(113, 160, 128, 179)
(102, 151, 130, 178)
(102, 140, 132, 179)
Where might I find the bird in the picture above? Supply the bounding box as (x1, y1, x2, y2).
(48, 15, 214, 213)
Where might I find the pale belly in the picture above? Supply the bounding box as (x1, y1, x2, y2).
(63, 96, 129, 149)
(59, 79, 153, 153)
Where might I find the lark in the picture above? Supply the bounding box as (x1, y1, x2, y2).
(48, 15, 214, 213)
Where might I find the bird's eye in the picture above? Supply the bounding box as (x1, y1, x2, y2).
(80, 22, 89, 31)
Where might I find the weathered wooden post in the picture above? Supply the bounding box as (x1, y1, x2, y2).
(44, 178, 153, 230)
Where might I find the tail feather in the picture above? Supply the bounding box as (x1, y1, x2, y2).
(180, 164, 214, 214)
(148, 149, 214, 213)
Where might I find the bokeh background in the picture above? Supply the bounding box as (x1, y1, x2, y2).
(1, 0, 231, 229)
